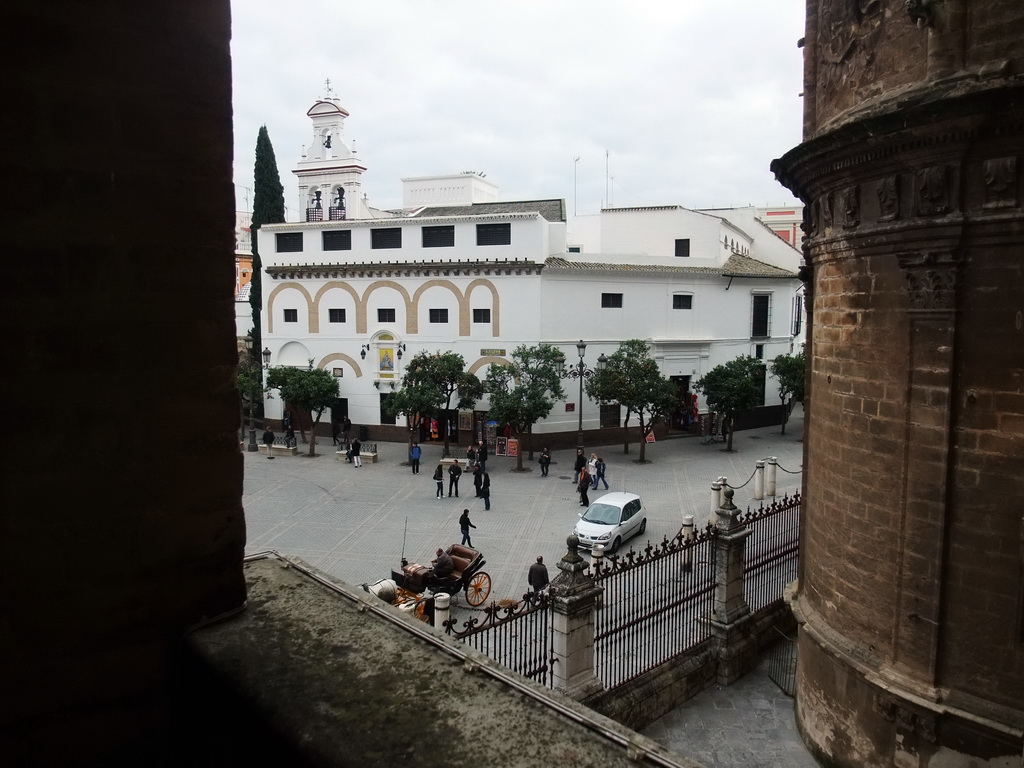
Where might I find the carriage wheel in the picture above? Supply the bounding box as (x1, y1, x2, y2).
(465, 572, 491, 606)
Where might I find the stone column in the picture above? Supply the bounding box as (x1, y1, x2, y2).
(704, 487, 755, 686)
(548, 535, 604, 700)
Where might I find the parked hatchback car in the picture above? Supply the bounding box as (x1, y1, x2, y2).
(573, 492, 647, 553)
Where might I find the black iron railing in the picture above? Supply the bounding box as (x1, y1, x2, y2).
(738, 492, 801, 613)
(444, 595, 553, 687)
(591, 528, 717, 689)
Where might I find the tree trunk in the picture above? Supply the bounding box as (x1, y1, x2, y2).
(515, 427, 525, 471)
(638, 416, 648, 462)
(725, 416, 735, 452)
(308, 412, 321, 457)
(779, 397, 788, 435)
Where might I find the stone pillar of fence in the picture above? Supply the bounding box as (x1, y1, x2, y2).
(754, 460, 765, 500)
(705, 487, 755, 686)
(548, 535, 604, 700)
(766, 457, 778, 498)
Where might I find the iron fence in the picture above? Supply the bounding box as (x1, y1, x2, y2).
(591, 527, 717, 689)
(765, 627, 798, 696)
(738, 492, 801, 613)
(443, 595, 553, 687)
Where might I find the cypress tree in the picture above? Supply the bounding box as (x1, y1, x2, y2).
(249, 125, 285, 365)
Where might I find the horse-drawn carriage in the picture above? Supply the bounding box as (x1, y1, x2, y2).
(392, 544, 492, 606)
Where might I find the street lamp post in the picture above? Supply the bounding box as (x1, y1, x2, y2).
(243, 336, 259, 452)
(559, 340, 607, 452)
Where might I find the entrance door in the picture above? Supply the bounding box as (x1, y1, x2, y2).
(669, 376, 691, 432)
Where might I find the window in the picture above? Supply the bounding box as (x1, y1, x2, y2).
(600, 403, 620, 428)
(283, 309, 298, 323)
(379, 393, 396, 425)
(323, 230, 351, 251)
(377, 308, 396, 323)
(755, 344, 764, 360)
(371, 228, 402, 249)
(751, 294, 771, 338)
(276, 232, 303, 252)
(473, 308, 491, 324)
(792, 296, 803, 336)
(602, 293, 623, 308)
(429, 308, 449, 324)
(476, 222, 511, 246)
(567, 246, 581, 253)
(675, 239, 690, 258)
(672, 294, 693, 310)
(422, 225, 455, 248)
(328, 308, 346, 323)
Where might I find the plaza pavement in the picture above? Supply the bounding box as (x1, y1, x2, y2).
(242, 406, 815, 768)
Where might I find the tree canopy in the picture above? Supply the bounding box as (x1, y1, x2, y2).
(769, 352, 805, 434)
(483, 344, 566, 471)
(693, 355, 765, 451)
(585, 339, 677, 462)
(266, 364, 338, 456)
(385, 351, 482, 457)
(248, 125, 285, 365)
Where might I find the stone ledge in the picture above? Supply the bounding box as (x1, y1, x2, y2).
(258, 444, 297, 456)
(185, 554, 702, 768)
(336, 451, 378, 463)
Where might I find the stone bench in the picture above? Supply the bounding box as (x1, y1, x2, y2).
(440, 458, 473, 471)
(259, 443, 297, 457)
(337, 451, 378, 463)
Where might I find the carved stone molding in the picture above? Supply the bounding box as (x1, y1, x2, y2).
(914, 165, 950, 216)
(874, 693, 938, 742)
(897, 250, 958, 311)
(822, 191, 834, 231)
(841, 185, 860, 229)
(905, 0, 937, 29)
(878, 176, 900, 221)
(982, 155, 1018, 209)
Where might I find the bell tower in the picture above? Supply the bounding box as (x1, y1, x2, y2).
(293, 80, 369, 221)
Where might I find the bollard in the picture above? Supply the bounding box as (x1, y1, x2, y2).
(766, 457, 778, 498)
(711, 481, 722, 527)
(754, 460, 765, 501)
(433, 592, 450, 630)
(681, 514, 694, 572)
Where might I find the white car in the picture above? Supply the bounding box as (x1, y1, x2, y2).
(573, 492, 647, 553)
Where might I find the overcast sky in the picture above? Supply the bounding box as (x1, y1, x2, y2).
(231, 1, 806, 220)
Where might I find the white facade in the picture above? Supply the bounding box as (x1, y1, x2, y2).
(257, 99, 803, 437)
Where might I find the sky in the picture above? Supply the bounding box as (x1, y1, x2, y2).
(231, 1, 806, 221)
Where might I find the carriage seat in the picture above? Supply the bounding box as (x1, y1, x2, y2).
(447, 544, 478, 581)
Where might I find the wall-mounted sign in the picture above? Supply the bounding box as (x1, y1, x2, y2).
(332, 368, 344, 377)
(565, 403, 575, 412)
(480, 349, 506, 356)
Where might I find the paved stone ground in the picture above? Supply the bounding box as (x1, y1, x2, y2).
(242, 406, 816, 767)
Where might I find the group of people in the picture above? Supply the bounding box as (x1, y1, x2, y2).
(418, 439, 492, 511)
(572, 449, 608, 507)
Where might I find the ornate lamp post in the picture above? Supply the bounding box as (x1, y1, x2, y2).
(242, 336, 260, 452)
(557, 340, 607, 451)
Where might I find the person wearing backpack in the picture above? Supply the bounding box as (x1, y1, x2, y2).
(432, 464, 444, 499)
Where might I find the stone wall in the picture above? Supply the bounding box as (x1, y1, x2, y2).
(2, 6, 245, 765)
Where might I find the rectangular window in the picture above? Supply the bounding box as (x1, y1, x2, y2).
(429, 308, 449, 324)
(751, 294, 771, 338)
(601, 293, 623, 308)
(371, 228, 402, 249)
(476, 222, 511, 246)
(422, 225, 455, 248)
(755, 343, 764, 360)
(792, 295, 803, 336)
(377, 308, 396, 323)
(567, 246, 581, 253)
(276, 232, 303, 252)
(328, 308, 346, 323)
(473, 308, 491, 324)
(675, 238, 690, 258)
(672, 294, 693, 310)
(283, 309, 298, 323)
(323, 230, 352, 251)
(600, 403, 621, 428)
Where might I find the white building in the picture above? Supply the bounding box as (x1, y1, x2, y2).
(257, 97, 803, 444)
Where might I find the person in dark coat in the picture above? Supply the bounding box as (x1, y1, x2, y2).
(350, 438, 362, 468)
(262, 426, 275, 459)
(331, 421, 341, 446)
(572, 449, 586, 484)
(428, 547, 454, 589)
(409, 442, 422, 474)
(476, 440, 488, 473)
(459, 509, 476, 547)
(593, 456, 608, 490)
(578, 470, 591, 507)
(448, 461, 462, 497)
(480, 470, 491, 511)
(538, 446, 551, 477)
(528, 555, 549, 594)
(433, 464, 445, 498)
(473, 464, 483, 497)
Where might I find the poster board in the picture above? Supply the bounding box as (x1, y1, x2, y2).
(496, 437, 508, 457)
(507, 438, 519, 457)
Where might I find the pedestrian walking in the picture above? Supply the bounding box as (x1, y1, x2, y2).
(472, 464, 483, 497)
(262, 426, 275, 459)
(459, 508, 476, 547)
(466, 444, 476, 466)
(284, 426, 296, 449)
(538, 446, 551, 477)
(433, 464, 445, 498)
(342, 416, 352, 443)
(331, 421, 341, 446)
(587, 452, 598, 482)
(578, 470, 591, 507)
(476, 440, 488, 473)
(528, 555, 549, 596)
(351, 437, 362, 468)
(572, 449, 586, 484)
(448, 461, 462, 497)
(480, 470, 491, 511)
(593, 456, 609, 490)
(409, 442, 421, 474)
